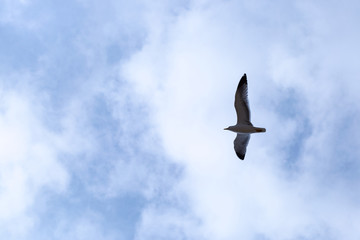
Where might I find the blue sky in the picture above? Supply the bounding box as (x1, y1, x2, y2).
(1, 0, 360, 239)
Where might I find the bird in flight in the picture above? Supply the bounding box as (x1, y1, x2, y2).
(224, 73, 266, 160)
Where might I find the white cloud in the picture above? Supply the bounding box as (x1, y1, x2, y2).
(123, 0, 360, 239)
(1, 1, 186, 238)
(2, 0, 360, 239)
(0, 88, 69, 237)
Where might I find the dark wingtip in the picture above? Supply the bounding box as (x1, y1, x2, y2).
(236, 152, 245, 160)
(239, 73, 247, 87)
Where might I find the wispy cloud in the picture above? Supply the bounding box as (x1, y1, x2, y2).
(1, 0, 360, 239)
(124, 0, 360, 239)
(0, 1, 177, 239)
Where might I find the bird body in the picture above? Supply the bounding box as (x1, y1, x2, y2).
(224, 124, 266, 134)
(224, 73, 266, 160)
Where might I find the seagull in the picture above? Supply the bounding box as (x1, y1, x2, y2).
(224, 73, 266, 160)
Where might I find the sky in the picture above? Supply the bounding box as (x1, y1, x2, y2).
(1, 0, 360, 239)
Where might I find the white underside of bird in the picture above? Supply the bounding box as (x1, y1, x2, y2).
(224, 124, 266, 134)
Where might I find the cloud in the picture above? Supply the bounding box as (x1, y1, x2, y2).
(135, 206, 203, 240)
(0, 1, 186, 239)
(1, 0, 360, 239)
(0, 87, 69, 238)
(123, 0, 360, 239)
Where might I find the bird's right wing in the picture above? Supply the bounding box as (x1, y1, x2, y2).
(235, 74, 252, 125)
(234, 133, 250, 160)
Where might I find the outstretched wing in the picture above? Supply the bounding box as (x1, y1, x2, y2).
(234, 133, 250, 160)
(234, 74, 251, 125)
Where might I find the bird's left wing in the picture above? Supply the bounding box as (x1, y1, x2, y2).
(234, 133, 250, 160)
(235, 74, 252, 125)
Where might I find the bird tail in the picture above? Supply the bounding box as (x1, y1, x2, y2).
(255, 127, 266, 133)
